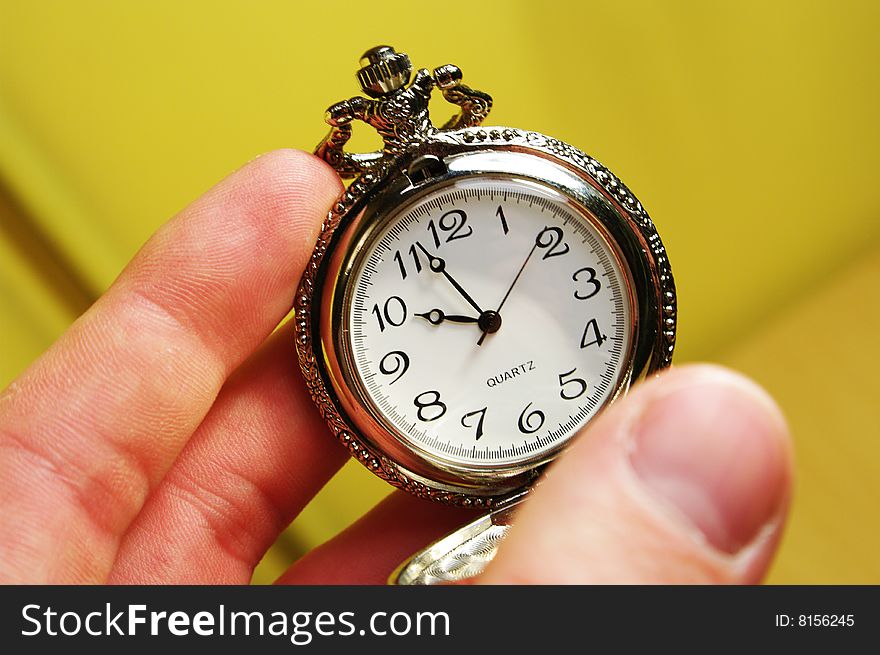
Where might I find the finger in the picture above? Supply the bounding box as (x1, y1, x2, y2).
(0, 150, 341, 583)
(108, 322, 348, 584)
(479, 364, 794, 584)
(276, 492, 478, 585)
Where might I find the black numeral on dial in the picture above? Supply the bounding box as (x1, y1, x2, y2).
(496, 205, 509, 235)
(393, 244, 423, 280)
(461, 407, 487, 441)
(427, 209, 473, 248)
(580, 317, 607, 348)
(536, 226, 570, 259)
(572, 266, 601, 300)
(414, 390, 447, 422)
(378, 351, 409, 385)
(517, 402, 546, 434)
(371, 296, 407, 332)
(558, 368, 588, 400)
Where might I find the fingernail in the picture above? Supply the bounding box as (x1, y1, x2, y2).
(629, 368, 790, 555)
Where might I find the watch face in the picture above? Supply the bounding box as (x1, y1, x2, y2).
(341, 176, 634, 471)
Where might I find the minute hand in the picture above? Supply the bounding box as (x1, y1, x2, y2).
(477, 236, 540, 346)
(415, 242, 484, 315)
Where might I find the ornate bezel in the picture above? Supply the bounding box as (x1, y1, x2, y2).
(294, 127, 677, 508)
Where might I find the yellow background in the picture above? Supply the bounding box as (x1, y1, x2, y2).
(1, 1, 878, 583)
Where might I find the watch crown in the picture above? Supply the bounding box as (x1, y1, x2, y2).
(356, 45, 412, 98)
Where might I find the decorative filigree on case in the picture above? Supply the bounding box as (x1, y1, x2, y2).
(294, 157, 503, 509)
(293, 154, 501, 508)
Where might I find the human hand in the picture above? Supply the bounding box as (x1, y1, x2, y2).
(0, 151, 792, 584)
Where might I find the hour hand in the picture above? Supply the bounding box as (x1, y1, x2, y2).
(416, 309, 479, 326)
(414, 242, 485, 315)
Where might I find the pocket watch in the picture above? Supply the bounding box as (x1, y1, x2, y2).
(295, 46, 676, 584)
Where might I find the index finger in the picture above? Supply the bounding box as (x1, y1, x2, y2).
(0, 150, 341, 583)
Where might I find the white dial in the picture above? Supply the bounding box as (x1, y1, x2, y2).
(346, 176, 633, 469)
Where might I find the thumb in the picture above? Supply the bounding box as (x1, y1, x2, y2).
(479, 364, 793, 584)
